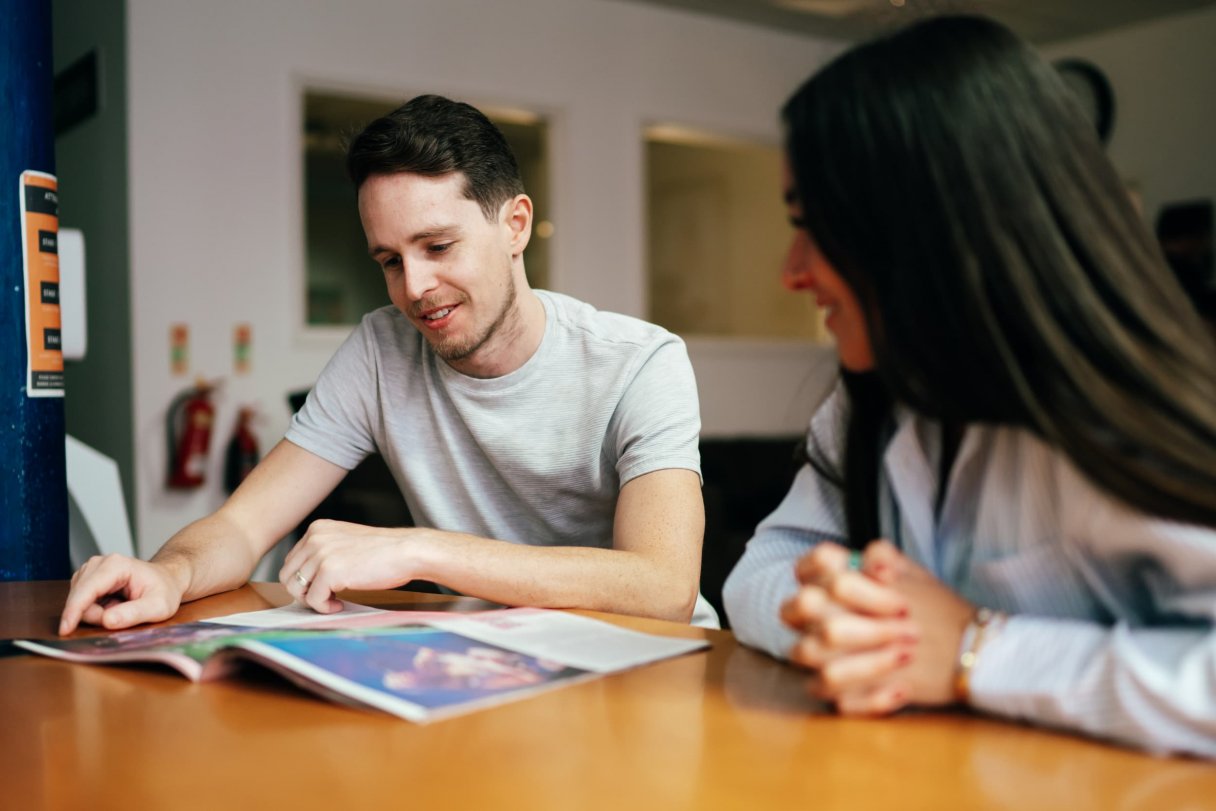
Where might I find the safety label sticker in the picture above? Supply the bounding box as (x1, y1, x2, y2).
(20, 170, 63, 397)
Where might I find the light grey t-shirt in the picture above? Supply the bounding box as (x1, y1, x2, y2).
(287, 288, 702, 557)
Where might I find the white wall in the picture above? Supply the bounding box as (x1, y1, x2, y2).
(1045, 5, 1216, 222)
(125, 0, 841, 554)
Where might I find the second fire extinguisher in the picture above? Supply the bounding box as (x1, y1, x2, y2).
(224, 406, 260, 493)
(167, 380, 215, 489)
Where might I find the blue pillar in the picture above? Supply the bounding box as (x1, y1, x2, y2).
(1, 0, 69, 579)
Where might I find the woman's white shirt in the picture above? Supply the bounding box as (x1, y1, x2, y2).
(722, 385, 1216, 757)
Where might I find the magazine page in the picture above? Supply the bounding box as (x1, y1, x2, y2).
(203, 601, 503, 631)
(203, 600, 391, 628)
(424, 609, 710, 672)
(232, 626, 596, 723)
(14, 622, 269, 681)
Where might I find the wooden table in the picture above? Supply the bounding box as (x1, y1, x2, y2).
(2, 582, 1211, 810)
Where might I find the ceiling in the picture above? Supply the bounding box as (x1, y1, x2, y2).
(611, 0, 1216, 44)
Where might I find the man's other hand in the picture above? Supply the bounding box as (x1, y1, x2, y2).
(59, 554, 184, 635)
(280, 520, 424, 614)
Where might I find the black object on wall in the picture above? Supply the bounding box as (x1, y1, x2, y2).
(1054, 58, 1116, 144)
(1156, 199, 1215, 322)
(53, 50, 100, 136)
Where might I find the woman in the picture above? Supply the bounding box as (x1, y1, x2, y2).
(722, 15, 1216, 757)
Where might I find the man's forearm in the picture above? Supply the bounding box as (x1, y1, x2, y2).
(285, 470, 705, 623)
(151, 513, 265, 603)
(410, 529, 699, 622)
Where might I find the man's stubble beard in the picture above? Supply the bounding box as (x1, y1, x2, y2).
(432, 271, 519, 364)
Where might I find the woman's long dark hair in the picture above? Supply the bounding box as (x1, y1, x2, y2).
(787, 15, 1216, 544)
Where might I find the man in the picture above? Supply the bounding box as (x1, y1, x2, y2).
(60, 94, 714, 634)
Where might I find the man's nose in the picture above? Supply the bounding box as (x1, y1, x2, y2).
(782, 233, 815, 292)
(400, 261, 439, 303)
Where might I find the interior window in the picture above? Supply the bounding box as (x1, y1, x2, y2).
(646, 124, 824, 340)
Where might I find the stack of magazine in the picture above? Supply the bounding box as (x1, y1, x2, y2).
(16, 603, 708, 723)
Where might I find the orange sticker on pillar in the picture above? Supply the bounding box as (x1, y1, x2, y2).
(20, 171, 63, 397)
(234, 323, 251, 374)
(170, 324, 188, 375)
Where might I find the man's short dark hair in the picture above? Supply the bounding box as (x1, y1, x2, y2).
(346, 94, 525, 220)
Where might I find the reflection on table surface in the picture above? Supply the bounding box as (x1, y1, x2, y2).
(3, 581, 1212, 811)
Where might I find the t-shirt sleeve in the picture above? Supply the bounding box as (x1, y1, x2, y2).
(284, 318, 379, 470)
(608, 336, 702, 486)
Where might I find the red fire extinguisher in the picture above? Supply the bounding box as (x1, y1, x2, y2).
(223, 406, 260, 493)
(167, 380, 215, 489)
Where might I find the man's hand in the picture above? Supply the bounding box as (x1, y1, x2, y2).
(57, 442, 351, 635)
(59, 554, 186, 635)
(280, 520, 428, 613)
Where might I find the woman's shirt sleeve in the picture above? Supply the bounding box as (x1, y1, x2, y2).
(722, 385, 850, 658)
(968, 484, 1216, 758)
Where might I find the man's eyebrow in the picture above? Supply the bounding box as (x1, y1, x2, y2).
(367, 225, 461, 256)
(409, 225, 460, 243)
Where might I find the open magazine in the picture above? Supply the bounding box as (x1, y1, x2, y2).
(15, 605, 709, 723)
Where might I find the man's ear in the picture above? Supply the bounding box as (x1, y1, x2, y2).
(502, 194, 533, 257)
